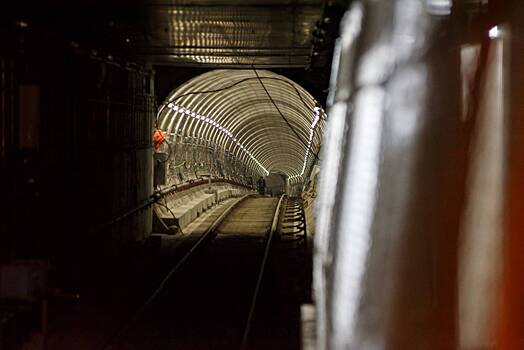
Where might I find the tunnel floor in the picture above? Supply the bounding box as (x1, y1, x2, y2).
(45, 197, 312, 350)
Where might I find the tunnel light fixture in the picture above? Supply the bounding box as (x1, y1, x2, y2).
(287, 105, 323, 183)
(299, 105, 323, 177)
(166, 102, 269, 176)
(489, 26, 500, 39)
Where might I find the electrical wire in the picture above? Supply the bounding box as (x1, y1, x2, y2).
(216, 16, 323, 165)
(160, 72, 322, 165)
(165, 76, 321, 119)
(156, 22, 324, 179)
(155, 74, 325, 176)
(156, 199, 185, 235)
(251, 68, 321, 162)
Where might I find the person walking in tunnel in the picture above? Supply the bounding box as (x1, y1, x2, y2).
(257, 176, 266, 195)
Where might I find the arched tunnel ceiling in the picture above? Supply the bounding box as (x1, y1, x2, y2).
(157, 69, 326, 180)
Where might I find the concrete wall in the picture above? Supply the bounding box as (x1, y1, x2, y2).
(154, 182, 252, 233)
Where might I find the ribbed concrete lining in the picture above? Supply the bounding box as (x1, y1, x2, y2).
(141, 1, 322, 66)
(157, 69, 325, 181)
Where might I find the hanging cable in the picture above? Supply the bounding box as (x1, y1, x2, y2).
(164, 76, 322, 119)
(251, 68, 321, 162)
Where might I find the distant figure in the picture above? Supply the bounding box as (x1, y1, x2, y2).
(257, 176, 266, 195)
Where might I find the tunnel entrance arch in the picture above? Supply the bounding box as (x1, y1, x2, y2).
(155, 69, 326, 192)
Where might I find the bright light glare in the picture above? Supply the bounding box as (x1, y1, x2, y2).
(298, 105, 323, 177)
(489, 26, 500, 39)
(288, 105, 324, 183)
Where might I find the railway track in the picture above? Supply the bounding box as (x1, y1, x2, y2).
(101, 194, 312, 350)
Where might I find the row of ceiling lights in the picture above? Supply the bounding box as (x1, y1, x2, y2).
(166, 102, 323, 181)
(288, 105, 322, 182)
(166, 102, 270, 176)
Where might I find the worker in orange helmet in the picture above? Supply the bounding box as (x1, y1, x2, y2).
(153, 129, 166, 150)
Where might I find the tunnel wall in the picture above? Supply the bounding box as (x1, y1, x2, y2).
(155, 139, 257, 189)
(153, 181, 253, 233)
(0, 21, 155, 286)
(302, 165, 320, 237)
(155, 69, 327, 190)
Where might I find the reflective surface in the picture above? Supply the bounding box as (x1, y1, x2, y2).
(135, 0, 323, 67)
(315, 0, 466, 348)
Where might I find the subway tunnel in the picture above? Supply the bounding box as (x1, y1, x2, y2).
(1, 1, 523, 350)
(156, 69, 325, 186)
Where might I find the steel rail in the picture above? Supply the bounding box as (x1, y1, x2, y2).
(241, 194, 286, 350)
(101, 194, 255, 350)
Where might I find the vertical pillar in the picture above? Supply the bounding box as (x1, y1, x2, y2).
(497, 2, 524, 348)
(315, 1, 464, 348)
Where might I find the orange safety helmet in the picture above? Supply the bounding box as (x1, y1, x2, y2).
(153, 129, 166, 150)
